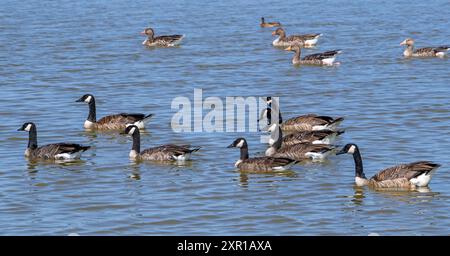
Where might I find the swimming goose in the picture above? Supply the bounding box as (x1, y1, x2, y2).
(227, 138, 298, 172)
(260, 98, 344, 132)
(272, 27, 322, 47)
(141, 27, 184, 47)
(337, 143, 440, 189)
(400, 38, 449, 58)
(124, 125, 200, 161)
(18, 122, 90, 160)
(285, 44, 342, 66)
(260, 17, 281, 28)
(265, 123, 335, 161)
(76, 94, 153, 131)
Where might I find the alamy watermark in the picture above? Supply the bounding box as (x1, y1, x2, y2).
(170, 89, 280, 142)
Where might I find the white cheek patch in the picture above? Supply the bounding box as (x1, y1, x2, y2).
(268, 123, 278, 132)
(236, 139, 245, 148)
(348, 145, 355, 154)
(24, 124, 32, 131)
(128, 127, 136, 135)
(85, 96, 92, 103)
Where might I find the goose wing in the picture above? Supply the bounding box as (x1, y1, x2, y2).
(303, 50, 341, 61)
(284, 114, 333, 126)
(141, 144, 200, 157)
(239, 157, 297, 170)
(414, 46, 449, 55)
(155, 35, 184, 43)
(36, 143, 90, 158)
(282, 130, 336, 145)
(291, 33, 321, 41)
(371, 161, 440, 182)
(97, 113, 148, 125)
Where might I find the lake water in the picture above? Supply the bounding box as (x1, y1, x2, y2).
(0, 0, 449, 235)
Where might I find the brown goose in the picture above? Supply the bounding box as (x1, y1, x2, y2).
(272, 27, 322, 47)
(260, 97, 344, 132)
(124, 125, 200, 161)
(400, 38, 449, 58)
(76, 94, 153, 131)
(337, 143, 440, 189)
(265, 123, 335, 161)
(227, 138, 298, 172)
(285, 44, 342, 66)
(141, 27, 184, 47)
(18, 122, 90, 160)
(260, 17, 281, 28)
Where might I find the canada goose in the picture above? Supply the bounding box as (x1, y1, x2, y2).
(400, 38, 449, 57)
(285, 44, 342, 66)
(272, 27, 322, 47)
(76, 94, 153, 130)
(265, 123, 335, 161)
(124, 125, 200, 161)
(141, 27, 184, 47)
(227, 138, 298, 172)
(337, 143, 440, 189)
(260, 97, 344, 132)
(18, 122, 90, 160)
(260, 17, 281, 28)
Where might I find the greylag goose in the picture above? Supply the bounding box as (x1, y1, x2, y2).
(285, 44, 341, 66)
(141, 27, 184, 47)
(400, 38, 449, 57)
(272, 27, 322, 47)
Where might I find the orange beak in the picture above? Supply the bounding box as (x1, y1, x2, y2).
(271, 31, 277, 36)
(284, 46, 292, 51)
(400, 40, 406, 46)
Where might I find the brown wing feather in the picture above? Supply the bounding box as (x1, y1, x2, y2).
(303, 50, 341, 61)
(239, 157, 296, 171)
(371, 161, 439, 182)
(282, 130, 335, 145)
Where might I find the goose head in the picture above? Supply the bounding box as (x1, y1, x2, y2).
(271, 27, 285, 36)
(124, 124, 139, 136)
(400, 38, 414, 46)
(227, 138, 248, 148)
(141, 27, 154, 37)
(76, 94, 95, 104)
(261, 17, 265, 23)
(336, 143, 359, 155)
(18, 122, 35, 132)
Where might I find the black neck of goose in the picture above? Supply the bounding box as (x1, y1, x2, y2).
(131, 130, 141, 153)
(266, 106, 283, 125)
(87, 99, 96, 122)
(293, 47, 301, 62)
(240, 145, 249, 161)
(352, 147, 366, 179)
(28, 125, 38, 149)
(261, 17, 265, 23)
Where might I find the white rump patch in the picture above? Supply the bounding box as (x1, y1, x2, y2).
(173, 153, 190, 161)
(272, 161, 296, 171)
(55, 152, 81, 160)
(304, 38, 318, 45)
(322, 57, 336, 66)
(410, 170, 435, 187)
(133, 120, 145, 129)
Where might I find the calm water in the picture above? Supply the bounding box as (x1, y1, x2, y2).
(1, 0, 449, 235)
